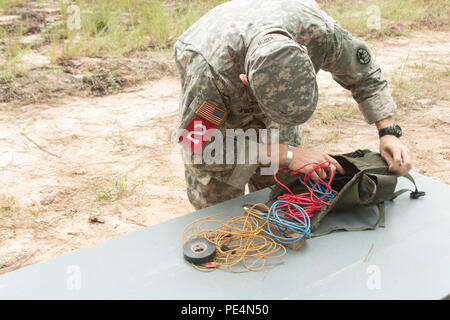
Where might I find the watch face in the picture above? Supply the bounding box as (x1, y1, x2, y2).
(394, 124, 402, 136)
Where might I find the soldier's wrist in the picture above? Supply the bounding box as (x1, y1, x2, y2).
(275, 144, 288, 166)
(275, 144, 296, 167)
(375, 116, 394, 131)
(259, 144, 283, 166)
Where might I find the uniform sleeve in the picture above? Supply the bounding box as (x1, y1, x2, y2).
(175, 46, 238, 175)
(322, 23, 397, 124)
(175, 48, 227, 132)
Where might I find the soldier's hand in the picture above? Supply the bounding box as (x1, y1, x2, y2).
(379, 135, 411, 176)
(287, 147, 345, 180)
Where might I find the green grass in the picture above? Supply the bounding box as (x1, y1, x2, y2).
(1, 0, 449, 104)
(113, 174, 128, 196)
(0, 0, 24, 14)
(57, 0, 449, 59)
(312, 101, 359, 126)
(0, 195, 16, 214)
(2, 0, 449, 63)
(317, 0, 450, 38)
(390, 61, 450, 108)
(2, 0, 445, 67)
(95, 174, 127, 201)
(2, 0, 228, 67)
(0, 18, 28, 102)
(94, 174, 144, 202)
(0, 19, 26, 75)
(49, 0, 227, 61)
(325, 129, 344, 142)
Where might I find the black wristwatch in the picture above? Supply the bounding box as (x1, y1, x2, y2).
(379, 124, 402, 138)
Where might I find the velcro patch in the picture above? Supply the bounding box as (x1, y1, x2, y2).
(195, 101, 227, 126)
(179, 116, 217, 153)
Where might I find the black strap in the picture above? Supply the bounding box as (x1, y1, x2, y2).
(390, 173, 426, 200)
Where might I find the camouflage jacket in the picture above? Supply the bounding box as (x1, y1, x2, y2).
(175, 0, 396, 132)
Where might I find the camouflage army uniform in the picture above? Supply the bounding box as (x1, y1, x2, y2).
(175, 0, 397, 210)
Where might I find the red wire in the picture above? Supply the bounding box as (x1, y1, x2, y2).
(273, 161, 339, 220)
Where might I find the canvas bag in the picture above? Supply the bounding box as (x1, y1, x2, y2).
(267, 149, 425, 237)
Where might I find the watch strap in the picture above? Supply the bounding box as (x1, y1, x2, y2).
(379, 124, 402, 138)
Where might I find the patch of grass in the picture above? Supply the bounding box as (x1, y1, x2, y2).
(300, 130, 311, 147)
(54, 0, 450, 60)
(0, 195, 16, 214)
(0, 22, 25, 70)
(81, 70, 123, 94)
(0, 0, 24, 14)
(3, 0, 449, 104)
(95, 187, 112, 201)
(313, 102, 359, 125)
(94, 174, 134, 202)
(317, 0, 450, 38)
(0, 20, 30, 102)
(27, 208, 40, 217)
(390, 61, 450, 108)
(325, 129, 344, 142)
(48, 0, 227, 61)
(113, 174, 128, 197)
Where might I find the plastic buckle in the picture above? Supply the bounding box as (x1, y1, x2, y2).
(410, 190, 426, 199)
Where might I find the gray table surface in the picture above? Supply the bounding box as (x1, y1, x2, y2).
(0, 172, 449, 299)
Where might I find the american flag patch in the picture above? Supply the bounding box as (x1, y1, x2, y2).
(195, 101, 227, 125)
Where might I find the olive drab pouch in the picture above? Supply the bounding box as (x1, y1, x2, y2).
(267, 149, 425, 237)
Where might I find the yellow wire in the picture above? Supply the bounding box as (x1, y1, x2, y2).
(182, 204, 287, 273)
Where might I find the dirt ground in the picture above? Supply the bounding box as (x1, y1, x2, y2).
(0, 30, 449, 274)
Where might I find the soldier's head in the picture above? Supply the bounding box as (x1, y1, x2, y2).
(243, 32, 318, 126)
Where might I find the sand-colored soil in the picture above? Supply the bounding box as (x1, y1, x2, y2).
(0, 30, 449, 274)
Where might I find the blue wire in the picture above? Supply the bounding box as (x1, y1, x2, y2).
(251, 200, 311, 244)
(251, 176, 352, 244)
(299, 176, 351, 201)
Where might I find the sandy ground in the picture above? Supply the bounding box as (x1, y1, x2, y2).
(0, 30, 449, 274)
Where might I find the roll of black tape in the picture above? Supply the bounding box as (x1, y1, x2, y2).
(183, 237, 216, 265)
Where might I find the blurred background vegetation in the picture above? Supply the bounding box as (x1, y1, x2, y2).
(2, 0, 449, 58)
(0, 0, 449, 103)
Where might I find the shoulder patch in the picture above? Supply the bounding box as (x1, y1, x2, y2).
(195, 101, 227, 125)
(356, 48, 371, 64)
(179, 117, 217, 153)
